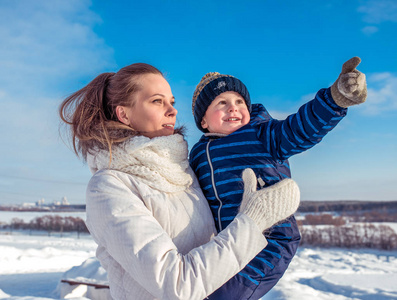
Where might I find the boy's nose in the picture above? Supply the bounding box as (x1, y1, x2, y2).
(228, 105, 237, 112)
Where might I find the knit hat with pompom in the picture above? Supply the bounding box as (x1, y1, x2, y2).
(192, 72, 251, 132)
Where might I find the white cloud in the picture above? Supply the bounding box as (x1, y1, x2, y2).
(0, 0, 114, 95)
(300, 92, 317, 104)
(0, 0, 114, 204)
(267, 93, 316, 120)
(359, 72, 397, 115)
(358, 0, 397, 24)
(0, 0, 115, 148)
(267, 110, 291, 120)
(361, 25, 379, 35)
(264, 76, 397, 118)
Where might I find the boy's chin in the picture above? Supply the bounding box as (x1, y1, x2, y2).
(220, 124, 245, 135)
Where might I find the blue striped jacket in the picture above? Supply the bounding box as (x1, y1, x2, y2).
(189, 88, 347, 299)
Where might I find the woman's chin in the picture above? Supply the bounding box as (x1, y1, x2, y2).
(143, 129, 175, 138)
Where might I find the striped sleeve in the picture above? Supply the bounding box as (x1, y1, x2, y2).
(257, 88, 347, 161)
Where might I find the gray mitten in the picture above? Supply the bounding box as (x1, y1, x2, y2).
(331, 56, 367, 108)
(238, 169, 300, 232)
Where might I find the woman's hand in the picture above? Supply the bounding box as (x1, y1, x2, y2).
(238, 168, 300, 232)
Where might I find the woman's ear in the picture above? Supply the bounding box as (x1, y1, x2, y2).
(116, 106, 130, 125)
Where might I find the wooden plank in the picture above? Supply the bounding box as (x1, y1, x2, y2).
(61, 279, 109, 289)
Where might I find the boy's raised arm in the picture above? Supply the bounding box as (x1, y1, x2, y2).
(258, 57, 367, 161)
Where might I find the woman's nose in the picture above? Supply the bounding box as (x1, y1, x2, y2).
(166, 104, 177, 116)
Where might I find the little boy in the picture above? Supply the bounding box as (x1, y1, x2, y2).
(189, 57, 367, 299)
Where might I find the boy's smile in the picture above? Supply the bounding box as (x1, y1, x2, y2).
(201, 91, 250, 135)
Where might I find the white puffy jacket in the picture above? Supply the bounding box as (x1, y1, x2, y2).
(85, 134, 268, 300)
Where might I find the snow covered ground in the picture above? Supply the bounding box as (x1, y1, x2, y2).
(0, 233, 95, 299)
(262, 248, 397, 300)
(1, 233, 397, 300)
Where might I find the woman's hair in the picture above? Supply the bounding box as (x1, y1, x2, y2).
(59, 63, 164, 160)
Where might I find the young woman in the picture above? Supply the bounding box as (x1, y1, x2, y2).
(59, 63, 300, 300)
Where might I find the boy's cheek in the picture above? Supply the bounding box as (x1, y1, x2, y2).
(242, 115, 250, 125)
(210, 111, 224, 123)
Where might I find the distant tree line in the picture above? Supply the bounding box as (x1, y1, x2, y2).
(299, 224, 397, 250)
(349, 210, 397, 222)
(298, 213, 346, 226)
(297, 210, 397, 225)
(297, 213, 397, 250)
(298, 200, 397, 215)
(1, 215, 89, 236)
(2, 212, 396, 250)
(0, 205, 86, 212)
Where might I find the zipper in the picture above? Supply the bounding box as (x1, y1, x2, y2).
(206, 140, 223, 231)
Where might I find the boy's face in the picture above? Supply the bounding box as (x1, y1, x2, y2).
(201, 91, 250, 135)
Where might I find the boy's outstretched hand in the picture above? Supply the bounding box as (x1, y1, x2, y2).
(331, 56, 367, 108)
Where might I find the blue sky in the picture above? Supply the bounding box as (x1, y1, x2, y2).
(0, 0, 396, 205)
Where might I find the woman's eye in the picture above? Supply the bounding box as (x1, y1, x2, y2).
(171, 101, 176, 106)
(153, 99, 162, 104)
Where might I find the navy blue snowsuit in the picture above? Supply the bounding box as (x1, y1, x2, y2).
(189, 87, 347, 299)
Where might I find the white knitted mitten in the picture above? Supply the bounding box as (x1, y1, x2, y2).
(238, 169, 300, 232)
(331, 56, 367, 108)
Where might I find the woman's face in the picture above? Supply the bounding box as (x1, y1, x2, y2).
(119, 73, 177, 138)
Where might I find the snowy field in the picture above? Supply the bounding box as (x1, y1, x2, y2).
(1, 233, 397, 300)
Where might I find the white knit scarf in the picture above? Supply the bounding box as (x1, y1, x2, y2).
(87, 134, 194, 193)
